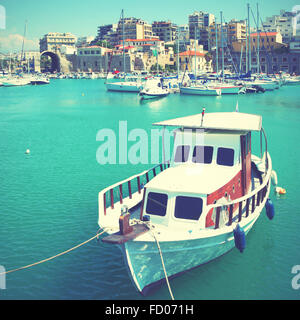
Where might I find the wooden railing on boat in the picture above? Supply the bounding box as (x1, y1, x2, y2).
(205, 153, 272, 230)
(102, 161, 170, 216)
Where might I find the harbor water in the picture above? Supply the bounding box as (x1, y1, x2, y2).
(0, 79, 299, 300)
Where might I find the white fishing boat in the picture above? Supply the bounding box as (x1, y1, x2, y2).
(98, 110, 275, 296)
(180, 84, 221, 96)
(139, 78, 169, 100)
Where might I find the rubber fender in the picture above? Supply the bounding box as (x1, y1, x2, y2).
(265, 198, 275, 220)
(233, 224, 246, 253)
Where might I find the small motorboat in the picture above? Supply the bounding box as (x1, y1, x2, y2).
(139, 78, 170, 100)
(97, 109, 275, 296)
(30, 76, 50, 85)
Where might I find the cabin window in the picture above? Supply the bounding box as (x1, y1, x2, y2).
(146, 192, 168, 217)
(174, 196, 203, 221)
(217, 147, 235, 167)
(174, 145, 190, 163)
(192, 146, 214, 164)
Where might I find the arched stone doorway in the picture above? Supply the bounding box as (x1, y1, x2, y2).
(40, 51, 60, 73)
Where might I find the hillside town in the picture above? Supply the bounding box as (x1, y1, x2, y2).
(1, 7, 300, 76)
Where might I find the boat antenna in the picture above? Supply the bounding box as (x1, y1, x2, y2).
(201, 108, 206, 126)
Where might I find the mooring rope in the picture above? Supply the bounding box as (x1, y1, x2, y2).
(149, 228, 175, 300)
(0, 229, 107, 276)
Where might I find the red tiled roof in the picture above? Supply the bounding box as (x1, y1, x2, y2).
(115, 45, 135, 49)
(124, 38, 161, 42)
(251, 32, 278, 37)
(179, 50, 205, 57)
(81, 45, 102, 48)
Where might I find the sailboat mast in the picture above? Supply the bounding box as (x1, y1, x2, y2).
(215, 18, 218, 75)
(177, 26, 180, 77)
(21, 20, 27, 68)
(246, 18, 248, 73)
(257, 2, 260, 73)
(220, 11, 224, 82)
(239, 44, 243, 74)
(122, 9, 125, 73)
(194, 28, 197, 80)
(247, 3, 251, 73)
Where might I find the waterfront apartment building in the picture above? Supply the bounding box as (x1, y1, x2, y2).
(262, 10, 298, 43)
(112, 17, 154, 47)
(39, 32, 77, 52)
(209, 20, 246, 50)
(152, 21, 177, 43)
(96, 24, 118, 42)
(76, 36, 95, 47)
(189, 11, 215, 50)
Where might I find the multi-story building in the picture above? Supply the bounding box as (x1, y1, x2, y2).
(39, 32, 77, 52)
(262, 10, 298, 43)
(95, 24, 118, 42)
(76, 36, 95, 47)
(113, 17, 154, 47)
(189, 11, 215, 50)
(231, 31, 285, 53)
(178, 49, 212, 73)
(229, 50, 300, 74)
(152, 21, 177, 43)
(209, 20, 246, 51)
(290, 35, 300, 52)
(122, 38, 163, 51)
(178, 24, 190, 51)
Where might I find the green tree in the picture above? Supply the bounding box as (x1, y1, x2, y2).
(150, 63, 163, 72)
(95, 40, 114, 49)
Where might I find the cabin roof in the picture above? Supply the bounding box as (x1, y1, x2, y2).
(146, 163, 239, 195)
(153, 112, 262, 132)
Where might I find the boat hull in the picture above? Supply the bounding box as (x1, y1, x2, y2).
(140, 93, 169, 100)
(211, 86, 241, 94)
(31, 80, 49, 85)
(180, 87, 221, 96)
(122, 178, 270, 295)
(106, 82, 142, 92)
(123, 218, 253, 294)
(2, 79, 30, 87)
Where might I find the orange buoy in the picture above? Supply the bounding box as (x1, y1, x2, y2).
(275, 187, 286, 195)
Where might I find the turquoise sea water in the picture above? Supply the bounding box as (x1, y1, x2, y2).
(0, 79, 299, 300)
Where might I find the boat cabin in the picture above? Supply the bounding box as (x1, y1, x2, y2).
(141, 112, 262, 229)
